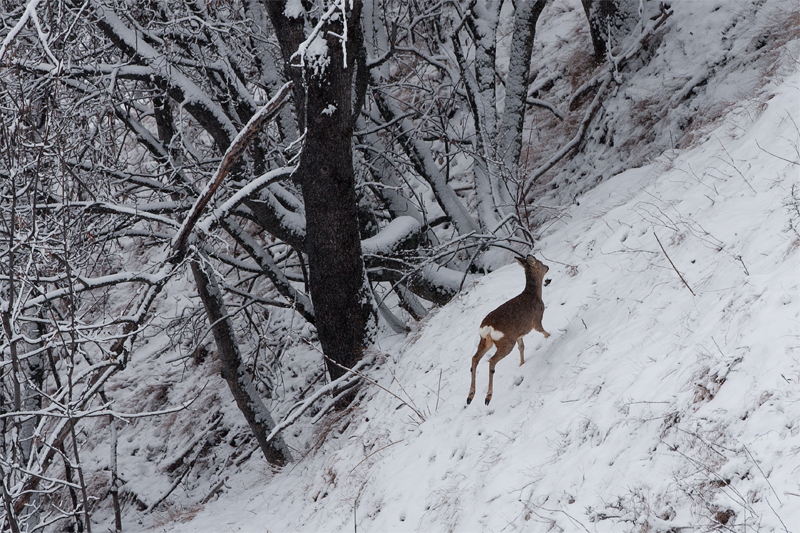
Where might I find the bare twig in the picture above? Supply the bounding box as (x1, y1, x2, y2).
(654, 232, 695, 296)
(321, 352, 426, 423)
(735, 255, 749, 276)
(713, 136, 757, 194)
(742, 445, 782, 505)
(147, 457, 196, 512)
(348, 440, 403, 475)
(756, 140, 800, 166)
(436, 368, 442, 411)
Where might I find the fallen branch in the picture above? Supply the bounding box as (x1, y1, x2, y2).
(527, 98, 565, 120)
(654, 231, 695, 296)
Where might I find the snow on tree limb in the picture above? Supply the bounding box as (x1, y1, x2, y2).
(12, 364, 118, 515)
(190, 255, 292, 465)
(220, 219, 315, 323)
(498, 0, 549, 172)
(196, 165, 297, 235)
(23, 271, 172, 310)
(290, 0, 353, 72)
(38, 201, 182, 227)
(372, 91, 481, 236)
(88, 0, 238, 146)
(0, 0, 42, 63)
(264, 358, 371, 445)
(361, 216, 422, 256)
(171, 81, 294, 254)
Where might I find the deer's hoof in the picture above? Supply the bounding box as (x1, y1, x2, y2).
(466, 396, 473, 405)
(484, 397, 492, 406)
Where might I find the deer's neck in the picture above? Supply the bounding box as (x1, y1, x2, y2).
(524, 277, 543, 299)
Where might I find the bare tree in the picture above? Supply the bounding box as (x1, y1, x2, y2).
(0, 42, 177, 528)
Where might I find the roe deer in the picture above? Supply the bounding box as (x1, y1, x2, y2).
(467, 255, 550, 405)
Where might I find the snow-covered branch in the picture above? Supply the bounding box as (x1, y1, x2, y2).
(290, 0, 353, 72)
(196, 165, 297, 235)
(23, 270, 171, 310)
(39, 201, 181, 227)
(0, 0, 43, 62)
(361, 216, 422, 256)
(171, 81, 294, 253)
(265, 358, 370, 444)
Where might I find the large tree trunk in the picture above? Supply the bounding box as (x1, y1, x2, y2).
(498, 0, 549, 177)
(277, 2, 377, 380)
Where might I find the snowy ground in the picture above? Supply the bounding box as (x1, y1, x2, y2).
(67, 1, 800, 531)
(145, 59, 800, 533)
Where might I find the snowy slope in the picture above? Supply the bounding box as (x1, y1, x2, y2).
(150, 62, 800, 532)
(107, 1, 800, 531)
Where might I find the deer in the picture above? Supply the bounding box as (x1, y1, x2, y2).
(467, 255, 550, 406)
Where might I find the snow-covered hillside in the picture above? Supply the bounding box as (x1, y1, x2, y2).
(147, 55, 800, 533)
(58, 1, 800, 532)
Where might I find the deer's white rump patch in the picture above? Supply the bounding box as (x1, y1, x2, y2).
(479, 325, 504, 341)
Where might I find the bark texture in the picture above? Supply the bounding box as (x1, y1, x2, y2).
(268, 1, 377, 381)
(190, 257, 292, 465)
(498, 0, 549, 174)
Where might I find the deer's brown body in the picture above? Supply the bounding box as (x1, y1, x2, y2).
(467, 255, 550, 405)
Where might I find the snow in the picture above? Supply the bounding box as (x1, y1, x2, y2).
(195, 166, 296, 236)
(0, 0, 43, 62)
(52, 1, 798, 531)
(88, 0, 238, 147)
(361, 216, 421, 256)
(283, 0, 305, 19)
(148, 48, 800, 533)
(289, 1, 350, 74)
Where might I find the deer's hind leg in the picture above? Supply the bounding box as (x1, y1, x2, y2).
(517, 338, 525, 366)
(467, 335, 493, 405)
(485, 338, 516, 406)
